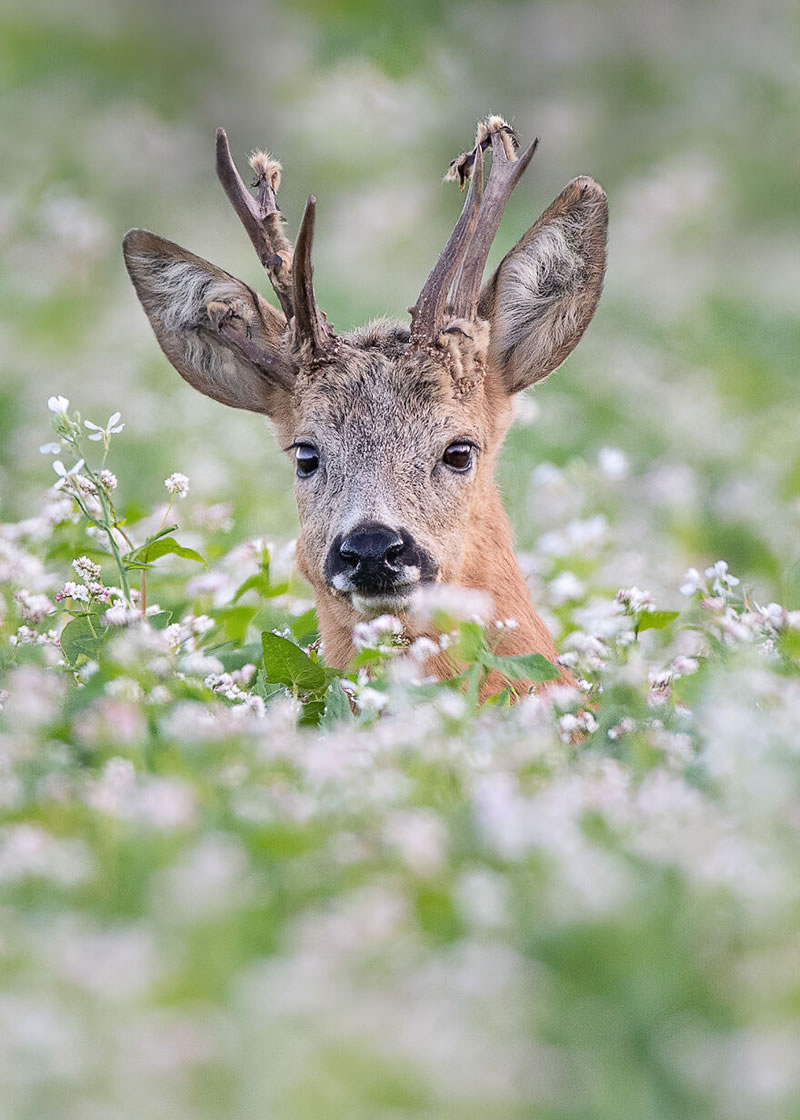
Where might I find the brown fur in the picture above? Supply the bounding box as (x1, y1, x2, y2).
(122, 125, 608, 700)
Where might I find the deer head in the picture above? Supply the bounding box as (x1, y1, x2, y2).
(123, 115, 607, 679)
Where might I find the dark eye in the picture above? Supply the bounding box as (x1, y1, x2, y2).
(443, 442, 474, 472)
(295, 444, 319, 478)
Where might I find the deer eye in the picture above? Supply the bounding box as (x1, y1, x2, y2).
(442, 442, 474, 472)
(294, 444, 319, 478)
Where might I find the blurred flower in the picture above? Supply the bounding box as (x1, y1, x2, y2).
(72, 556, 101, 583)
(84, 412, 124, 440)
(164, 472, 190, 497)
(680, 568, 706, 596)
(705, 560, 740, 595)
(598, 446, 629, 480)
(51, 459, 85, 490)
(46, 395, 69, 414)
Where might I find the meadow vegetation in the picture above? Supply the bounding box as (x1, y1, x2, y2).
(2, 0, 800, 1116)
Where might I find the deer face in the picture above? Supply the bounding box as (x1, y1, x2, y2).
(124, 116, 607, 626)
(280, 326, 512, 615)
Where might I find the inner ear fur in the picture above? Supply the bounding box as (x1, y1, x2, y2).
(479, 176, 608, 395)
(123, 229, 295, 416)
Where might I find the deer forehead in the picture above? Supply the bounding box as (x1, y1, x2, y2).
(285, 333, 497, 452)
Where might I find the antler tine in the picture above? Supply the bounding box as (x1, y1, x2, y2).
(409, 142, 485, 345)
(292, 195, 331, 356)
(451, 127, 539, 321)
(215, 127, 295, 320)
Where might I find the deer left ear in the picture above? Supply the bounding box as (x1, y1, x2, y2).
(479, 176, 608, 395)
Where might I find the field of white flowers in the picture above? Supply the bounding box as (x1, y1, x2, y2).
(2, 0, 800, 1116)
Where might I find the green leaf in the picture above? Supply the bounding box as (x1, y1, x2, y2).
(233, 571, 273, 602)
(214, 641, 264, 672)
(291, 608, 319, 646)
(321, 679, 354, 726)
(142, 523, 179, 545)
(211, 605, 257, 643)
(125, 537, 207, 569)
(300, 699, 326, 726)
(60, 614, 106, 665)
(261, 631, 326, 691)
(457, 621, 488, 664)
(462, 662, 484, 709)
(637, 610, 680, 634)
(482, 651, 562, 684)
(148, 610, 173, 630)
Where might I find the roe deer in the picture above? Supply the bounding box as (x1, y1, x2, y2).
(123, 115, 608, 696)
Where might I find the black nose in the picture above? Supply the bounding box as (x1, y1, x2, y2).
(340, 526, 404, 569)
(325, 521, 433, 597)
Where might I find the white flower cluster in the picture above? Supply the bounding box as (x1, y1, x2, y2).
(164, 472, 190, 498)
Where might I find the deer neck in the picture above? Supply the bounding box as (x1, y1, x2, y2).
(456, 483, 560, 663)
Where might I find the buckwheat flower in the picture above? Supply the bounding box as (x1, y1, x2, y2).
(352, 614, 404, 652)
(755, 602, 786, 630)
(72, 555, 101, 583)
(597, 446, 629, 481)
(558, 709, 598, 740)
(616, 586, 655, 614)
(608, 716, 636, 740)
(47, 395, 70, 414)
(412, 583, 494, 626)
(74, 474, 97, 496)
(549, 570, 585, 606)
(164, 472, 190, 498)
(104, 603, 140, 626)
(59, 580, 90, 603)
(672, 655, 699, 676)
(14, 589, 54, 623)
(39, 441, 62, 455)
(408, 636, 439, 663)
(98, 469, 118, 491)
(680, 567, 705, 596)
(52, 458, 85, 490)
(705, 559, 740, 595)
(84, 411, 124, 441)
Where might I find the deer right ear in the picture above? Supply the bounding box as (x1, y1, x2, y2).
(123, 229, 295, 416)
(479, 176, 608, 395)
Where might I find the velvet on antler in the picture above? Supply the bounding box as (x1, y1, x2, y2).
(215, 128, 332, 356)
(409, 116, 539, 344)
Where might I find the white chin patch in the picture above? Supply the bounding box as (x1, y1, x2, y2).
(351, 591, 414, 617)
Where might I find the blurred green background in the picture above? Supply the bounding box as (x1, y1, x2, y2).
(2, 0, 799, 603)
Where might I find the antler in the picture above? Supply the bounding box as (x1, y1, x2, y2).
(410, 116, 538, 343)
(409, 143, 484, 345)
(451, 120, 538, 320)
(215, 128, 332, 354)
(292, 195, 333, 356)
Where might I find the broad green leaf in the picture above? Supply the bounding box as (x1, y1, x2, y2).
(483, 651, 562, 683)
(233, 571, 274, 602)
(637, 610, 680, 634)
(321, 679, 354, 726)
(125, 537, 207, 569)
(211, 605, 257, 643)
(148, 610, 173, 630)
(261, 631, 326, 691)
(60, 614, 106, 665)
(300, 699, 326, 726)
(215, 641, 264, 672)
(457, 622, 488, 664)
(291, 608, 319, 646)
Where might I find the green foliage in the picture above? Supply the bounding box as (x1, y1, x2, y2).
(261, 630, 326, 692)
